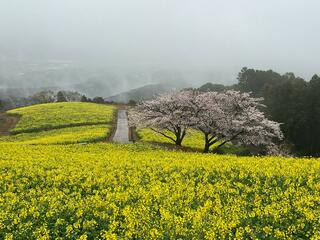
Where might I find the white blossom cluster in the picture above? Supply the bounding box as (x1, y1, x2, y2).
(130, 90, 283, 154)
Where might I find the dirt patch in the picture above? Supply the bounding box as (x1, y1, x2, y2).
(0, 113, 20, 135)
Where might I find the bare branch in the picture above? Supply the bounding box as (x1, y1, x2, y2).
(150, 128, 176, 143)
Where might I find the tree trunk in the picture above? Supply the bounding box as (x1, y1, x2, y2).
(203, 142, 210, 153)
(174, 127, 186, 146)
(213, 133, 242, 152)
(203, 133, 210, 153)
(175, 137, 183, 146)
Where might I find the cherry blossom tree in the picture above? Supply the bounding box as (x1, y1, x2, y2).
(130, 90, 283, 154)
(129, 91, 197, 146)
(194, 91, 283, 153)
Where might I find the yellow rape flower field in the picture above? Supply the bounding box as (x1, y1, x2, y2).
(137, 128, 246, 154)
(0, 125, 111, 145)
(137, 128, 205, 149)
(8, 102, 116, 134)
(0, 103, 319, 239)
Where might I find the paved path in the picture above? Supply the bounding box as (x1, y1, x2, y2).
(112, 110, 131, 143)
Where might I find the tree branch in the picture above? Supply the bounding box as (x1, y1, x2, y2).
(150, 128, 176, 143)
(208, 135, 217, 142)
(208, 138, 219, 146)
(214, 131, 244, 149)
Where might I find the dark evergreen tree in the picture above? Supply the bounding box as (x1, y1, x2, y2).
(92, 97, 105, 104)
(304, 75, 320, 155)
(0, 100, 4, 111)
(128, 100, 137, 106)
(56, 91, 67, 102)
(198, 83, 226, 92)
(81, 95, 88, 102)
(236, 67, 320, 156)
(237, 67, 282, 95)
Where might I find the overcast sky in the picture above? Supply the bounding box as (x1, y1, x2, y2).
(0, 0, 320, 80)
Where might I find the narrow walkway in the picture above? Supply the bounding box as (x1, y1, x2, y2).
(112, 110, 131, 143)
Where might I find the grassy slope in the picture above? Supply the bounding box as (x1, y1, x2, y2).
(1, 102, 116, 144)
(137, 128, 204, 149)
(0, 125, 112, 144)
(0, 143, 319, 239)
(8, 102, 116, 133)
(137, 128, 247, 154)
(0, 102, 319, 238)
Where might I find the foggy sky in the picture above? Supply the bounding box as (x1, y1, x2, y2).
(1, 0, 320, 81)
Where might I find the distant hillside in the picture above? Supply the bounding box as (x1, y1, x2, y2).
(105, 83, 180, 103)
(105, 81, 234, 103)
(198, 83, 226, 92)
(197, 82, 237, 92)
(0, 87, 60, 99)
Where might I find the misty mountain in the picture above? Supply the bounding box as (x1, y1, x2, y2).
(71, 79, 119, 98)
(1, 60, 226, 98)
(1, 1, 320, 80)
(104, 83, 181, 103)
(0, 86, 61, 99)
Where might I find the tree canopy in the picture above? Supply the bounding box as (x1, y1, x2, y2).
(131, 90, 282, 154)
(199, 67, 320, 156)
